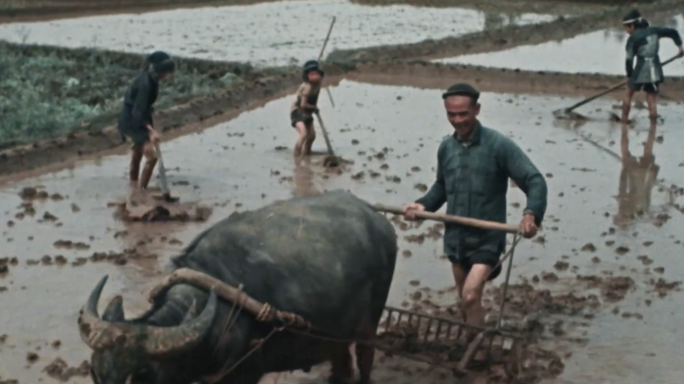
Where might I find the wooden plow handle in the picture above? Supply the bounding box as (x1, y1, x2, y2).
(373, 203, 520, 234)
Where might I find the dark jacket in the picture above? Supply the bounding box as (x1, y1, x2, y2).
(118, 72, 159, 134)
(416, 123, 547, 257)
(626, 26, 683, 84)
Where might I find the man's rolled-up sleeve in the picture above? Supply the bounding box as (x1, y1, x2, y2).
(416, 143, 447, 212)
(500, 138, 548, 226)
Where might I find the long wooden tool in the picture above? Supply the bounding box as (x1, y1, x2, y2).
(314, 111, 340, 167)
(553, 54, 680, 119)
(373, 203, 520, 234)
(318, 16, 336, 62)
(152, 142, 179, 202)
(318, 16, 336, 108)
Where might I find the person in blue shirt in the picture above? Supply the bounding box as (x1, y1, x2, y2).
(621, 9, 683, 122)
(117, 51, 175, 190)
(403, 83, 547, 338)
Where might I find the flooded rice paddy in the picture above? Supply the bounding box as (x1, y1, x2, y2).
(1, 80, 684, 384)
(435, 14, 684, 77)
(0, 0, 554, 66)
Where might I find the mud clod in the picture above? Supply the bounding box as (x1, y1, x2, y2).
(43, 358, 90, 382)
(615, 246, 630, 255)
(114, 203, 213, 222)
(581, 243, 596, 252)
(42, 211, 58, 222)
(541, 272, 559, 282)
(651, 278, 681, 298)
(554, 261, 569, 271)
(637, 255, 653, 266)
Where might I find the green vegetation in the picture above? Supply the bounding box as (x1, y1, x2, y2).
(0, 41, 262, 150)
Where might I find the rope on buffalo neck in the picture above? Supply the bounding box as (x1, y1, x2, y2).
(202, 328, 280, 384)
(203, 295, 297, 382)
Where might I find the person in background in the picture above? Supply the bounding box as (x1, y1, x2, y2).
(290, 60, 324, 157)
(118, 50, 175, 190)
(621, 9, 683, 122)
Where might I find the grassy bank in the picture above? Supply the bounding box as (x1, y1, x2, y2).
(0, 41, 277, 150)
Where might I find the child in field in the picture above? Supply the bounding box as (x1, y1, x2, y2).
(290, 60, 324, 157)
(117, 51, 175, 190)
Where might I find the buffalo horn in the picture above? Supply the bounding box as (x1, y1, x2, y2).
(143, 289, 218, 357)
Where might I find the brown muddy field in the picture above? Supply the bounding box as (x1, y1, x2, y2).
(0, 0, 639, 23)
(1, 1, 684, 384)
(2, 80, 684, 384)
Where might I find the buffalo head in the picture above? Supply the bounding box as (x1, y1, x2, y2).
(78, 275, 217, 384)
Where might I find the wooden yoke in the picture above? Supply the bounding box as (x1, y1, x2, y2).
(147, 268, 311, 329)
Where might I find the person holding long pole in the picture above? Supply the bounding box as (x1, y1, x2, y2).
(403, 83, 548, 339)
(117, 51, 176, 190)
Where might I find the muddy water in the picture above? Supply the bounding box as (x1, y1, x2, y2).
(436, 14, 684, 76)
(0, 0, 554, 67)
(1, 81, 684, 384)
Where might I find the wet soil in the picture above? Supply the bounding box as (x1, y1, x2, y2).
(1, 0, 682, 178)
(0, 0, 615, 24)
(0, 69, 346, 180)
(350, 0, 615, 15)
(2, 80, 684, 384)
(328, 0, 684, 62)
(347, 62, 684, 101)
(437, 13, 684, 76)
(5, 58, 684, 180)
(0, 1, 553, 67)
(0, 0, 279, 23)
(0, 40, 269, 151)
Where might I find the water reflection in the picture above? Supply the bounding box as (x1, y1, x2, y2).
(292, 157, 319, 197)
(613, 121, 660, 226)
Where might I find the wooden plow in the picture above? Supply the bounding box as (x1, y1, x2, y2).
(372, 203, 529, 377)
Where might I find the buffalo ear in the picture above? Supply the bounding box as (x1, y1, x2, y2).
(102, 295, 125, 322)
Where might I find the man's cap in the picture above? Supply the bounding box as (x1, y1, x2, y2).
(146, 50, 175, 74)
(622, 9, 641, 25)
(442, 83, 480, 101)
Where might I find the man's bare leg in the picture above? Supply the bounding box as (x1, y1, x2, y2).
(139, 141, 158, 190)
(451, 263, 467, 300)
(129, 146, 144, 186)
(461, 264, 493, 335)
(646, 92, 658, 120)
(621, 88, 635, 122)
(293, 122, 307, 157)
(303, 123, 316, 156)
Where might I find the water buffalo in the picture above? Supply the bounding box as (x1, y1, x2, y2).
(78, 190, 398, 384)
